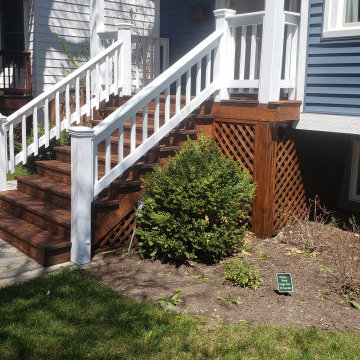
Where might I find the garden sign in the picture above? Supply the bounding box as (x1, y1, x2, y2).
(276, 273, 293, 293)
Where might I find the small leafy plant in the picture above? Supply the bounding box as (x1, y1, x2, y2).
(193, 274, 213, 283)
(224, 259, 263, 290)
(217, 293, 242, 306)
(156, 290, 183, 310)
(259, 251, 271, 260)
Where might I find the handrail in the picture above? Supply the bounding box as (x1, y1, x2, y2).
(226, 11, 265, 27)
(88, 30, 222, 196)
(6, 39, 124, 125)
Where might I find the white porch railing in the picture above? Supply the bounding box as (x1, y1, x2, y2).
(0, 28, 132, 191)
(98, 31, 169, 92)
(0, 2, 301, 265)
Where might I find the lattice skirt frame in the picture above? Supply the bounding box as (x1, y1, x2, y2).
(214, 118, 308, 237)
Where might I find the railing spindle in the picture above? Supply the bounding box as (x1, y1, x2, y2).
(165, 87, 170, 122)
(118, 125, 123, 162)
(239, 26, 247, 81)
(33, 106, 38, 156)
(135, 42, 140, 90)
(75, 77, 80, 123)
(9, 123, 14, 173)
(143, 106, 148, 142)
(206, 53, 211, 87)
(150, 40, 154, 81)
(21, 115, 27, 164)
(154, 42, 160, 77)
(105, 137, 111, 174)
(130, 116, 136, 152)
(142, 39, 147, 86)
(186, 70, 191, 105)
(96, 63, 100, 109)
(44, 98, 49, 147)
(114, 49, 119, 93)
(86, 70, 90, 116)
(289, 24, 298, 99)
(196, 60, 202, 95)
(55, 91, 60, 139)
(249, 25, 257, 93)
(154, 96, 160, 132)
(65, 84, 70, 128)
(105, 56, 110, 102)
(176, 78, 181, 113)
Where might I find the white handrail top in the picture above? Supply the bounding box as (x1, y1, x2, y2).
(284, 11, 301, 25)
(98, 31, 168, 42)
(93, 30, 223, 142)
(226, 11, 265, 27)
(6, 39, 124, 125)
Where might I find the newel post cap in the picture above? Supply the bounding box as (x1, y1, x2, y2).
(68, 126, 95, 138)
(213, 8, 236, 18)
(117, 23, 133, 31)
(0, 113, 8, 125)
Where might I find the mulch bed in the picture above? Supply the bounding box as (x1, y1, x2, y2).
(87, 222, 360, 333)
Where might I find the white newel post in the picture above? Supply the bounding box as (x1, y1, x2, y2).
(0, 114, 7, 192)
(90, 0, 105, 58)
(69, 126, 95, 265)
(213, 9, 236, 101)
(117, 23, 132, 96)
(258, 0, 285, 103)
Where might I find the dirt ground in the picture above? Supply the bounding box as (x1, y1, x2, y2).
(88, 223, 360, 333)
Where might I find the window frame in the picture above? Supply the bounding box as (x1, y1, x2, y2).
(323, 0, 360, 38)
(349, 140, 360, 202)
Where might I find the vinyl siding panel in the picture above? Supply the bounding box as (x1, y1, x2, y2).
(304, 0, 360, 116)
(160, 0, 215, 65)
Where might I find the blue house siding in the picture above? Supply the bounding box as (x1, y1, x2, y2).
(304, 0, 360, 116)
(160, 0, 215, 65)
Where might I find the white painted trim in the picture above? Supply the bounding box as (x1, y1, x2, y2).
(294, 112, 360, 134)
(323, 0, 360, 38)
(296, 0, 310, 110)
(349, 141, 360, 202)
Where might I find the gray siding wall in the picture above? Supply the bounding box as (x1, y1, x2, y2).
(304, 0, 360, 116)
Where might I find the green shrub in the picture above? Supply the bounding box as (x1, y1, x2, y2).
(136, 135, 255, 264)
(224, 258, 263, 290)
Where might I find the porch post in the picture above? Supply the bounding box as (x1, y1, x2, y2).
(213, 9, 236, 101)
(0, 114, 7, 191)
(258, 0, 285, 103)
(90, 0, 105, 58)
(117, 23, 133, 96)
(68, 126, 95, 265)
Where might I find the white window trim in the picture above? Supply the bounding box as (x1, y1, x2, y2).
(349, 141, 360, 202)
(323, 0, 360, 38)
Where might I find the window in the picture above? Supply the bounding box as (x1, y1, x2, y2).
(349, 141, 360, 202)
(323, 0, 360, 38)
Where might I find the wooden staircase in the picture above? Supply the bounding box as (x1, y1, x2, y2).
(0, 95, 214, 266)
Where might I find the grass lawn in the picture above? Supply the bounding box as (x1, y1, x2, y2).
(6, 164, 30, 181)
(0, 269, 359, 360)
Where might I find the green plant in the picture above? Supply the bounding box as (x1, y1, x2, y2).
(259, 251, 270, 260)
(217, 293, 242, 306)
(136, 135, 255, 265)
(156, 290, 183, 310)
(224, 259, 263, 290)
(193, 274, 213, 283)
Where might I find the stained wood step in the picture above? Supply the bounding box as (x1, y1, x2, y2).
(0, 190, 71, 240)
(0, 208, 71, 267)
(35, 160, 71, 184)
(16, 175, 71, 210)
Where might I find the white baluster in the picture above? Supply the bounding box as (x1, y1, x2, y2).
(9, 123, 14, 173)
(131, 116, 136, 152)
(135, 42, 140, 91)
(96, 63, 100, 110)
(22, 115, 27, 164)
(165, 87, 170, 123)
(154, 96, 160, 132)
(114, 49, 119, 94)
(143, 106, 148, 142)
(118, 125, 123, 162)
(76, 77, 80, 123)
(86, 70, 91, 117)
(196, 60, 202, 95)
(44, 98, 50, 147)
(105, 55, 110, 102)
(289, 24, 298, 100)
(65, 84, 70, 128)
(0, 114, 8, 191)
(176, 78, 181, 114)
(117, 23, 132, 96)
(206, 53, 211, 87)
(150, 39, 154, 81)
(239, 26, 247, 82)
(33, 106, 38, 156)
(154, 42, 160, 77)
(56, 91, 60, 139)
(105, 136, 111, 174)
(249, 25, 258, 93)
(142, 38, 147, 86)
(186, 70, 191, 105)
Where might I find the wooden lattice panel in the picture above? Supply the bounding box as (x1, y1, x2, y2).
(274, 129, 307, 231)
(94, 209, 136, 251)
(214, 121, 255, 176)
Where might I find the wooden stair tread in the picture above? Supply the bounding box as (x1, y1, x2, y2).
(0, 190, 70, 228)
(36, 160, 71, 174)
(16, 175, 71, 199)
(0, 208, 70, 251)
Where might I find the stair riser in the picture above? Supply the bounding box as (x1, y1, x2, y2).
(0, 198, 70, 240)
(37, 166, 71, 185)
(17, 182, 70, 210)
